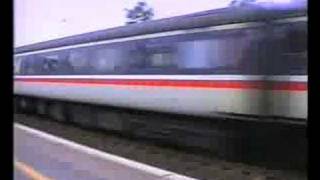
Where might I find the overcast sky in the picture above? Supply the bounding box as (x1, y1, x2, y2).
(14, 0, 304, 47)
(14, 0, 234, 47)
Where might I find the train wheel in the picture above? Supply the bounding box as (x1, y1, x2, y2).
(68, 104, 97, 128)
(35, 99, 48, 116)
(18, 96, 36, 114)
(47, 101, 67, 122)
(95, 108, 128, 132)
(14, 96, 21, 113)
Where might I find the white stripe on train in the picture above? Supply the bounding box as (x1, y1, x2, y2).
(14, 75, 308, 82)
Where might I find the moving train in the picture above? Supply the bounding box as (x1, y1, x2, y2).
(14, 4, 307, 126)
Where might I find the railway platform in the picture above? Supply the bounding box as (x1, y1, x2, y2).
(14, 123, 195, 180)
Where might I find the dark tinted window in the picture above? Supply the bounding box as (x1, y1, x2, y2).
(14, 57, 24, 75)
(237, 28, 270, 75)
(68, 48, 92, 74)
(88, 40, 178, 74)
(176, 30, 256, 74)
(123, 40, 177, 74)
(35, 51, 72, 75)
(17, 21, 306, 76)
(20, 55, 37, 75)
(18, 51, 72, 75)
(89, 46, 128, 74)
(269, 22, 307, 75)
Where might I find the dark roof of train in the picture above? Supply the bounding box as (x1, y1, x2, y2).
(15, 4, 307, 54)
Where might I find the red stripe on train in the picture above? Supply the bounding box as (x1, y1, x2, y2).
(14, 78, 307, 91)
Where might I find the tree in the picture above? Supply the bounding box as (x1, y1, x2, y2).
(125, 1, 154, 25)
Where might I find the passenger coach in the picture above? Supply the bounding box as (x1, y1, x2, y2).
(14, 5, 307, 125)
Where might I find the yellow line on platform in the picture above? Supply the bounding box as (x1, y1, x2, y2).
(14, 160, 53, 180)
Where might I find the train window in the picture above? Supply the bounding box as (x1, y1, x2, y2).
(176, 32, 249, 74)
(16, 22, 305, 76)
(90, 47, 127, 74)
(123, 40, 178, 74)
(20, 55, 38, 75)
(234, 23, 307, 75)
(126, 42, 148, 71)
(28, 54, 56, 75)
(68, 48, 92, 74)
(149, 52, 175, 68)
(145, 42, 177, 70)
(43, 55, 60, 73)
(29, 51, 72, 75)
(267, 22, 307, 75)
(233, 28, 271, 75)
(18, 56, 28, 75)
(14, 57, 23, 75)
(114, 28, 264, 75)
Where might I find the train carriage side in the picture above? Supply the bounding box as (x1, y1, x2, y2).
(14, 8, 307, 124)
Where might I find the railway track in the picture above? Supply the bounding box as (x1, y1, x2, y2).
(14, 113, 307, 180)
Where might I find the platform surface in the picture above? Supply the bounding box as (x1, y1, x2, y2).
(14, 123, 196, 180)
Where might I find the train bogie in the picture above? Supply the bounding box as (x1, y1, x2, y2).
(35, 99, 48, 116)
(47, 101, 67, 122)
